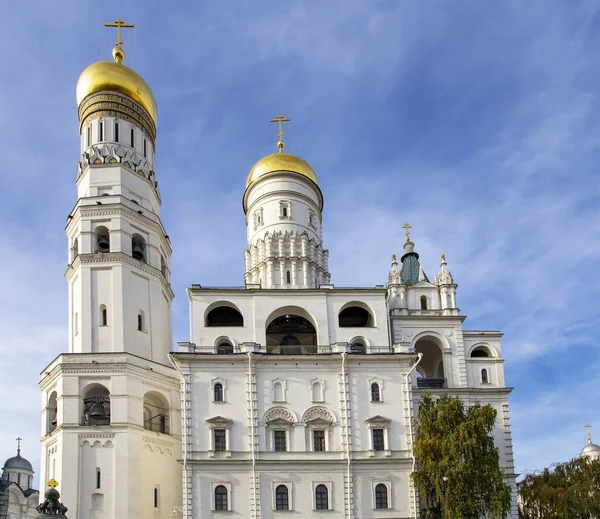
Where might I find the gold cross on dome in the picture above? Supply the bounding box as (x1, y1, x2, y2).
(270, 114, 291, 153)
(402, 222, 412, 242)
(47, 479, 59, 489)
(586, 424, 592, 442)
(16, 437, 22, 454)
(105, 18, 134, 48)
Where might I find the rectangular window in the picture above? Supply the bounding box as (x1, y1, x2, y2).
(214, 429, 226, 452)
(274, 430, 287, 452)
(98, 121, 104, 141)
(86, 125, 91, 147)
(114, 122, 119, 142)
(130, 128, 135, 148)
(373, 429, 385, 451)
(143, 139, 147, 157)
(313, 430, 326, 452)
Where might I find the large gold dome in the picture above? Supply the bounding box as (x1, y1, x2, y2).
(246, 152, 319, 188)
(76, 60, 158, 125)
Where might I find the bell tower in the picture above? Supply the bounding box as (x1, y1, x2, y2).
(39, 21, 181, 519)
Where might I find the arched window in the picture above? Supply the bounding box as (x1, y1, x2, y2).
(481, 369, 489, 384)
(371, 383, 380, 402)
(47, 392, 58, 433)
(114, 122, 119, 142)
(214, 383, 223, 402)
(286, 271, 291, 284)
(350, 342, 366, 354)
(273, 381, 285, 402)
(217, 342, 234, 354)
(276, 485, 289, 510)
(131, 233, 146, 262)
(420, 295, 428, 310)
(471, 347, 491, 358)
(153, 486, 159, 508)
(339, 306, 372, 327)
(315, 484, 328, 510)
(375, 483, 388, 509)
(86, 125, 91, 147)
(214, 485, 228, 511)
(96, 468, 101, 489)
(282, 207, 288, 217)
(143, 391, 170, 435)
(98, 120, 104, 141)
(160, 255, 167, 277)
(143, 139, 147, 158)
(94, 226, 110, 253)
(82, 384, 111, 426)
(72, 238, 79, 260)
(130, 128, 135, 148)
(137, 311, 145, 332)
(99, 305, 108, 326)
(206, 306, 244, 327)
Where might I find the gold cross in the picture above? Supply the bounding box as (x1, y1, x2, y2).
(441, 254, 446, 262)
(402, 222, 412, 242)
(16, 437, 22, 455)
(47, 478, 59, 489)
(105, 18, 134, 48)
(391, 253, 397, 262)
(270, 114, 291, 153)
(586, 424, 592, 443)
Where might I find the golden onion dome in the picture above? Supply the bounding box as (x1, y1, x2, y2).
(246, 152, 319, 188)
(76, 55, 158, 125)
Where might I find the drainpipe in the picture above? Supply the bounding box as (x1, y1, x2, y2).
(341, 352, 351, 519)
(405, 352, 423, 519)
(168, 353, 189, 519)
(247, 352, 258, 518)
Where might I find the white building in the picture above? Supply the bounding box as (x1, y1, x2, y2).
(39, 26, 518, 519)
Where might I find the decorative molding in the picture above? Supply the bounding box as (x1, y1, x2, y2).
(264, 406, 295, 424)
(205, 416, 233, 429)
(302, 406, 334, 424)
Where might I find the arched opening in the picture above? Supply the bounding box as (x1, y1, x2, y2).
(143, 391, 170, 435)
(471, 346, 492, 358)
(371, 383, 380, 402)
(160, 255, 167, 277)
(420, 295, 428, 310)
(216, 340, 234, 354)
(96, 468, 101, 489)
(72, 238, 79, 261)
(315, 484, 329, 510)
(137, 310, 145, 332)
(206, 306, 244, 327)
(94, 226, 110, 253)
(47, 391, 58, 433)
(153, 486, 159, 509)
(266, 314, 317, 354)
(481, 368, 489, 384)
(286, 271, 291, 284)
(131, 233, 146, 262)
(214, 383, 224, 402)
(82, 384, 111, 426)
(99, 305, 108, 327)
(414, 337, 446, 388)
(214, 485, 228, 511)
(338, 305, 373, 327)
(375, 483, 388, 509)
(349, 338, 367, 354)
(276, 485, 289, 510)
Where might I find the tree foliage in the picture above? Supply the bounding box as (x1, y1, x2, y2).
(412, 393, 512, 519)
(518, 456, 600, 518)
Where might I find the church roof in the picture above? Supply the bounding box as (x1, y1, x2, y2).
(2, 453, 33, 472)
(400, 241, 429, 286)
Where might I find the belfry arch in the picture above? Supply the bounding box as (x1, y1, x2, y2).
(265, 309, 317, 354)
(414, 335, 447, 388)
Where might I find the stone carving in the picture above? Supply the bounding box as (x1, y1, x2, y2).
(77, 143, 155, 185)
(302, 407, 334, 424)
(264, 407, 295, 424)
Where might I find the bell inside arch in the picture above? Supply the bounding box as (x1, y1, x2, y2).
(96, 234, 110, 252)
(89, 402, 107, 419)
(132, 241, 145, 261)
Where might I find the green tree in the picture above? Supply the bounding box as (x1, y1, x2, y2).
(412, 393, 512, 519)
(518, 456, 600, 518)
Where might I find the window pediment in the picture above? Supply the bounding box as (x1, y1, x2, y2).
(206, 416, 233, 429)
(365, 415, 391, 427)
(302, 406, 334, 424)
(264, 407, 295, 424)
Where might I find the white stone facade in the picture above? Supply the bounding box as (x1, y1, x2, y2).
(40, 48, 517, 519)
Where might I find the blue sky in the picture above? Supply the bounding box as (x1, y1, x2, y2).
(1, 0, 599, 483)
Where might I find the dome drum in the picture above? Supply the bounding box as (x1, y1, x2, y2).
(78, 91, 156, 144)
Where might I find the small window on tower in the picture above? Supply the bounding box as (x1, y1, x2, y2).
(86, 125, 91, 147)
(96, 468, 101, 489)
(282, 207, 288, 217)
(420, 295, 428, 310)
(286, 271, 291, 284)
(143, 139, 147, 157)
(153, 486, 159, 509)
(98, 120, 104, 141)
(100, 305, 108, 327)
(114, 122, 119, 142)
(137, 311, 145, 332)
(130, 128, 135, 148)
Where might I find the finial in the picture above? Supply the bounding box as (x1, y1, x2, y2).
(16, 436, 22, 455)
(270, 114, 291, 153)
(441, 253, 446, 262)
(586, 424, 592, 443)
(47, 478, 59, 489)
(402, 222, 412, 243)
(392, 253, 397, 262)
(105, 19, 134, 63)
